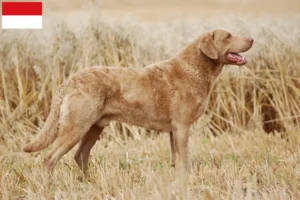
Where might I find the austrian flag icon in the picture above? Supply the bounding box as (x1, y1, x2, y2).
(2, 2, 42, 29)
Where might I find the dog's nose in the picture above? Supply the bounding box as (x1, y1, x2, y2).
(248, 38, 254, 44)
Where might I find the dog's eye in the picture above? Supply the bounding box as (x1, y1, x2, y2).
(226, 34, 232, 39)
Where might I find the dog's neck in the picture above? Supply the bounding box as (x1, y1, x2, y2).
(174, 41, 224, 84)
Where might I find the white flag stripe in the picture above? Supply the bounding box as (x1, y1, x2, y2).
(2, 16, 42, 29)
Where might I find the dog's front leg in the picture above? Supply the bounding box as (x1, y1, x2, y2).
(172, 124, 190, 172)
(169, 131, 177, 167)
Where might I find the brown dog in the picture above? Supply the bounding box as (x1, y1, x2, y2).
(23, 28, 253, 172)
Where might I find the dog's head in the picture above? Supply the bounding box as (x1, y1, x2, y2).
(198, 28, 253, 65)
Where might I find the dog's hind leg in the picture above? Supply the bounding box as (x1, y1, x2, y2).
(74, 125, 104, 172)
(43, 122, 92, 172)
(43, 94, 102, 172)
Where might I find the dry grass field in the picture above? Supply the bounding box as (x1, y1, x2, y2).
(1, 0, 300, 199)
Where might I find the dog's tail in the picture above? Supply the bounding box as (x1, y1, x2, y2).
(23, 85, 68, 153)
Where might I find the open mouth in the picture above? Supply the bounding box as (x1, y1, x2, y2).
(226, 52, 247, 65)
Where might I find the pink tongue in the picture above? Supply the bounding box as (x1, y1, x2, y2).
(228, 53, 241, 61)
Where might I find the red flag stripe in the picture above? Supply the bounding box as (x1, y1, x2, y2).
(2, 2, 42, 16)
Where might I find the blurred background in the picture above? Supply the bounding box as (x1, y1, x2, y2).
(46, 0, 300, 20)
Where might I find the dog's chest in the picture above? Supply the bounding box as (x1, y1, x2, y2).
(193, 96, 208, 120)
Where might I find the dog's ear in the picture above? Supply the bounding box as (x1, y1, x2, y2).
(198, 32, 218, 59)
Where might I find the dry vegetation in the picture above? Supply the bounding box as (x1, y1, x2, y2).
(0, 7, 300, 200)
